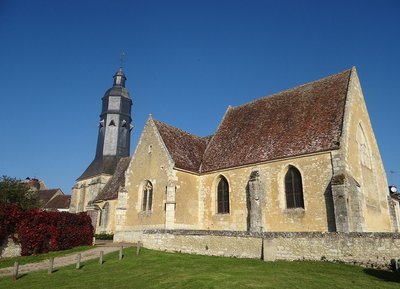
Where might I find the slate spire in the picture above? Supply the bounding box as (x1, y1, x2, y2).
(77, 68, 132, 180)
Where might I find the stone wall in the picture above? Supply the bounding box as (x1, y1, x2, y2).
(263, 232, 400, 269)
(0, 238, 21, 258)
(115, 229, 400, 269)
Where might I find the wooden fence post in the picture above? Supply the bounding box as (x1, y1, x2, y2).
(119, 246, 123, 260)
(136, 241, 141, 256)
(99, 250, 104, 264)
(12, 261, 19, 281)
(48, 257, 54, 274)
(76, 253, 81, 269)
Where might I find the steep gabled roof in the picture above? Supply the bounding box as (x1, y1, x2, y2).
(44, 195, 71, 210)
(201, 69, 352, 172)
(153, 120, 210, 173)
(143, 68, 352, 174)
(93, 156, 132, 202)
(37, 188, 62, 207)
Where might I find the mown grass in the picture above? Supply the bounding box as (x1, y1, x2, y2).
(0, 245, 94, 269)
(0, 247, 399, 289)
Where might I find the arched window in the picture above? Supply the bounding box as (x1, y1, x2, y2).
(142, 181, 153, 211)
(217, 176, 230, 214)
(285, 166, 304, 209)
(99, 202, 109, 228)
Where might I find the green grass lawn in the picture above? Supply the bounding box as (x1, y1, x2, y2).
(0, 247, 399, 289)
(0, 246, 94, 269)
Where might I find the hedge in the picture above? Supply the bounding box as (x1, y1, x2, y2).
(0, 204, 93, 256)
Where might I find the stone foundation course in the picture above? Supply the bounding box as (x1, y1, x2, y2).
(115, 230, 400, 269)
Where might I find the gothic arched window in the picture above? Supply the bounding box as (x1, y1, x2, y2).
(217, 176, 230, 214)
(99, 202, 109, 228)
(142, 181, 153, 211)
(285, 166, 304, 209)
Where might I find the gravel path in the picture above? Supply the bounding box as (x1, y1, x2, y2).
(0, 243, 133, 277)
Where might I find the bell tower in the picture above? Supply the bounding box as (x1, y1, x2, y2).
(78, 67, 132, 181)
(70, 68, 132, 213)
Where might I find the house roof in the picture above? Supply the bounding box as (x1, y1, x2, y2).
(153, 68, 352, 173)
(153, 120, 210, 173)
(44, 195, 71, 210)
(37, 189, 62, 207)
(93, 156, 132, 202)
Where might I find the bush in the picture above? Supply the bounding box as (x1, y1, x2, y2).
(0, 204, 94, 256)
(95, 233, 114, 240)
(0, 176, 40, 209)
(0, 204, 24, 242)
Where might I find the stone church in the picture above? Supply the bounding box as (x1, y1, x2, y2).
(70, 67, 400, 239)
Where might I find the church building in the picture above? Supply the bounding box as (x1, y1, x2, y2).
(70, 67, 400, 237)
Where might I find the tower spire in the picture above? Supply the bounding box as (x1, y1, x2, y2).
(77, 68, 132, 181)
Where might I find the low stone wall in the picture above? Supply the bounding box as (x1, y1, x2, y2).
(115, 229, 263, 258)
(263, 232, 400, 269)
(114, 229, 400, 269)
(0, 238, 21, 258)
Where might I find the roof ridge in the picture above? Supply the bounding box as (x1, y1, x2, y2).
(231, 68, 353, 111)
(152, 118, 205, 139)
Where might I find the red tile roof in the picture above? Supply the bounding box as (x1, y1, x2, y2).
(201, 69, 352, 172)
(153, 68, 352, 173)
(153, 120, 210, 173)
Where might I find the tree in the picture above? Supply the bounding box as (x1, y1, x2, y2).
(0, 176, 40, 209)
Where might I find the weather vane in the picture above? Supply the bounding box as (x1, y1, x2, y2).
(119, 51, 126, 68)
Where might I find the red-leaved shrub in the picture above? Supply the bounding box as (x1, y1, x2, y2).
(0, 204, 24, 242)
(0, 204, 93, 256)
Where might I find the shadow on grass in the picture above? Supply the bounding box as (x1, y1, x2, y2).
(363, 268, 400, 283)
(15, 273, 28, 280)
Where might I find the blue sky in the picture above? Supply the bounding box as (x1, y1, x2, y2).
(0, 0, 399, 193)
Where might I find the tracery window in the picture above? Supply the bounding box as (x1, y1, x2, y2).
(217, 176, 230, 214)
(285, 166, 304, 209)
(142, 181, 153, 211)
